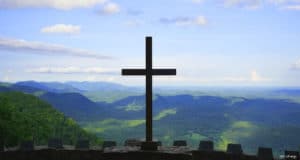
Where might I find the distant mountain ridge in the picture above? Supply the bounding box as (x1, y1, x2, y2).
(9, 80, 141, 93)
(1, 80, 300, 155)
(0, 81, 141, 121)
(66, 81, 131, 91)
(275, 88, 300, 96)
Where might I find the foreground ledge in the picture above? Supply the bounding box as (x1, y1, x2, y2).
(0, 149, 262, 160)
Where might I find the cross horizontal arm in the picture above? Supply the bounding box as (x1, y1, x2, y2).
(122, 69, 146, 75)
(152, 69, 176, 75)
(122, 69, 176, 76)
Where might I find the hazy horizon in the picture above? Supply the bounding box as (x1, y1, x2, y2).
(2, 80, 300, 89)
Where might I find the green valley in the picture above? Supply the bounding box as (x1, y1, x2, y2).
(1, 81, 300, 157)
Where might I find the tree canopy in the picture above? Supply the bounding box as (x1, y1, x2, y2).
(0, 92, 101, 147)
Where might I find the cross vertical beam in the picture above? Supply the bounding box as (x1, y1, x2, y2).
(146, 37, 152, 141)
(121, 36, 176, 147)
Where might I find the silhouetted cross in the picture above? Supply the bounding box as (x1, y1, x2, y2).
(122, 37, 176, 142)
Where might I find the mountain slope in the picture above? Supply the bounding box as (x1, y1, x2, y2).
(0, 83, 112, 121)
(66, 81, 129, 91)
(86, 94, 300, 156)
(0, 92, 100, 147)
(14, 81, 81, 93)
(40, 92, 110, 121)
(5, 81, 143, 103)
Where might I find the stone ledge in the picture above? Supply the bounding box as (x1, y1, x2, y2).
(0, 149, 263, 160)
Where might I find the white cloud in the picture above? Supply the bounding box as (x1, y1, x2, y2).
(41, 24, 81, 34)
(268, 0, 286, 4)
(221, 0, 300, 10)
(267, 0, 300, 10)
(101, 2, 120, 14)
(0, 37, 112, 59)
(160, 16, 208, 27)
(124, 20, 142, 27)
(84, 75, 117, 82)
(223, 77, 248, 82)
(291, 59, 300, 70)
(251, 70, 269, 81)
(86, 75, 97, 81)
(282, 4, 300, 10)
(26, 66, 118, 74)
(268, 0, 300, 4)
(223, 70, 270, 82)
(192, 0, 205, 4)
(3, 75, 10, 82)
(0, 0, 107, 10)
(223, 0, 262, 9)
(195, 16, 208, 25)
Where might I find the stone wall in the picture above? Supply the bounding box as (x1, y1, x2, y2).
(1, 140, 299, 160)
(0, 149, 259, 160)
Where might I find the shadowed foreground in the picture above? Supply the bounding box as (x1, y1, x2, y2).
(0, 149, 263, 160)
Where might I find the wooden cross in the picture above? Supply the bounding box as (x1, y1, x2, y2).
(122, 37, 176, 142)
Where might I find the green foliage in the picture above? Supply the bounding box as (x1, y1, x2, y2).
(216, 121, 258, 151)
(83, 91, 142, 103)
(153, 109, 177, 120)
(118, 102, 144, 111)
(82, 108, 177, 134)
(2, 81, 300, 158)
(0, 92, 101, 147)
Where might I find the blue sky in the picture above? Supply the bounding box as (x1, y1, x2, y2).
(0, 0, 300, 86)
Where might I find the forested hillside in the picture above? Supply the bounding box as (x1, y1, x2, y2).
(0, 92, 101, 148)
(1, 81, 300, 157)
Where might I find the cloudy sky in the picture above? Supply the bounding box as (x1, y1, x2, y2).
(0, 0, 300, 86)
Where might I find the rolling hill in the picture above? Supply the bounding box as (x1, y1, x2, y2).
(40, 92, 111, 121)
(0, 91, 100, 148)
(1, 81, 300, 156)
